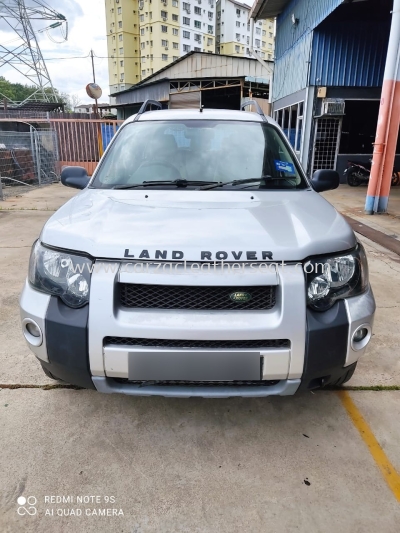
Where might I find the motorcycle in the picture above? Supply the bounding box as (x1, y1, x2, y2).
(344, 159, 400, 187)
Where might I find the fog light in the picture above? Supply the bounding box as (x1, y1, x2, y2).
(351, 324, 372, 351)
(353, 328, 368, 343)
(22, 318, 43, 347)
(26, 321, 41, 337)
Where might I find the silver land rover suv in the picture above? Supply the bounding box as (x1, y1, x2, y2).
(20, 101, 375, 397)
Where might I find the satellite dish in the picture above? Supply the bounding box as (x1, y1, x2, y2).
(86, 83, 102, 100)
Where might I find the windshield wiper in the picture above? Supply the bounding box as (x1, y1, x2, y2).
(113, 179, 216, 190)
(199, 176, 273, 190)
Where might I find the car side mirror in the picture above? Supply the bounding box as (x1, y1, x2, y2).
(61, 166, 90, 190)
(311, 169, 340, 193)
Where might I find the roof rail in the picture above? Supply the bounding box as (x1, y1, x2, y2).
(133, 99, 162, 122)
(241, 100, 267, 121)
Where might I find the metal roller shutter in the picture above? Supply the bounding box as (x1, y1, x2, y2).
(169, 91, 201, 109)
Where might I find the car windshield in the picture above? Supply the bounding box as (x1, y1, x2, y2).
(91, 120, 308, 190)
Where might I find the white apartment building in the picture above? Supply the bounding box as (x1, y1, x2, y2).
(180, 0, 216, 57)
(216, 0, 275, 60)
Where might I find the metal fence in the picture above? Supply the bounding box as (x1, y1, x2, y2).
(0, 129, 59, 200)
(0, 118, 123, 200)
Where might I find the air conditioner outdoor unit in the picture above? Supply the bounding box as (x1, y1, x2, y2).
(162, 16, 167, 20)
(165, 46, 169, 50)
(320, 98, 345, 116)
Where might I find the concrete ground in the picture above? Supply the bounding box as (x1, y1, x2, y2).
(1, 183, 400, 532)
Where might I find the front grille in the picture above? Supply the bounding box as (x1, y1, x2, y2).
(119, 283, 276, 310)
(104, 337, 290, 349)
(113, 379, 280, 387)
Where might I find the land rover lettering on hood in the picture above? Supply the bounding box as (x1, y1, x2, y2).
(20, 102, 375, 397)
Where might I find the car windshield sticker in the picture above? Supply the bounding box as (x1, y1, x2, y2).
(274, 160, 295, 173)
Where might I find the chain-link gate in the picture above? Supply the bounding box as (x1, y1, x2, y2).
(0, 128, 59, 200)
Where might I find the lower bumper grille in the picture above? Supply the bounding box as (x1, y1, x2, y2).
(104, 337, 290, 349)
(113, 379, 280, 387)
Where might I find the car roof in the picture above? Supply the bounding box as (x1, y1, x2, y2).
(123, 107, 274, 125)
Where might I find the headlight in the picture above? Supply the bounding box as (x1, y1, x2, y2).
(305, 242, 369, 311)
(28, 241, 92, 308)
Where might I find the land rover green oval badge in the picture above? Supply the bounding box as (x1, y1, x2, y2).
(230, 291, 252, 303)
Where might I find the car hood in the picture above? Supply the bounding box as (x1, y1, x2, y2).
(41, 188, 356, 262)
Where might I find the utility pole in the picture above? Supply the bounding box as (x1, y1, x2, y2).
(90, 49, 99, 118)
(365, 0, 400, 214)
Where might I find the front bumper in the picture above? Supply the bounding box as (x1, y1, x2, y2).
(19, 274, 375, 397)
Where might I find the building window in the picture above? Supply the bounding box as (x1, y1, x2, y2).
(142, 70, 146, 76)
(141, 42, 145, 49)
(140, 28, 145, 35)
(172, 0, 178, 5)
(236, 8, 240, 16)
(161, 25, 168, 32)
(235, 45, 240, 53)
(183, 30, 190, 38)
(119, 47, 123, 54)
(120, 60, 124, 66)
(161, 10, 167, 19)
(173, 56, 178, 60)
(117, 6, 122, 14)
(194, 46, 201, 51)
(274, 102, 304, 153)
(236, 33, 240, 41)
(267, 53, 272, 59)
(183, 44, 190, 52)
(194, 6, 201, 14)
(262, 41, 266, 47)
(162, 39, 168, 46)
(208, 25, 213, 34)
(172, 28, 178, 35)
(172, 13, 178, 21)
(140, 14, 144, 21)
(255, 39, 260, 47)
(118, 34, 123, 41)
(183, 1, 190, 11)
(173, 41, 179, 48)
(194, 20, 201, 28)
(256, 27, 261, 35)
(118, 21, 122, 28)
(207, 37, 213, 46)
(208, 11, 213, 18)
(262, 30, 266, 36)
(183, 16, 190, 25)
(236, 21, 240, 27)
(162, 53, 168, 60)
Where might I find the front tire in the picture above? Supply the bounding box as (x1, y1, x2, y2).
(347, 169, 362, 187)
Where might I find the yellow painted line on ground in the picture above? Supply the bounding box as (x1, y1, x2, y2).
(338, 390, 400, 503)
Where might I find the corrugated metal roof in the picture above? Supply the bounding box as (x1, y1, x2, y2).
(111, 52, 273, 97)
(250, 0, 290, 19)
(310, 19, 390, 86)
